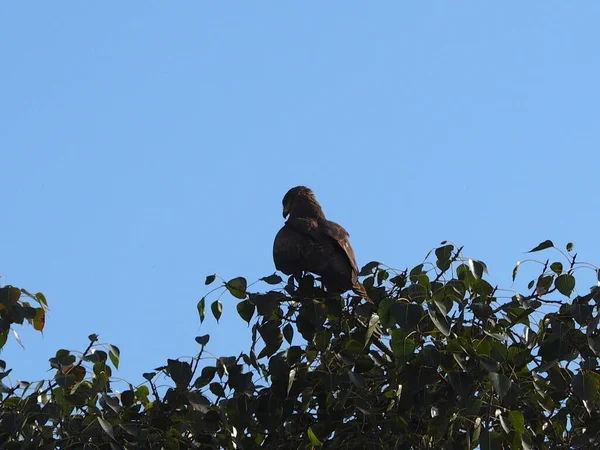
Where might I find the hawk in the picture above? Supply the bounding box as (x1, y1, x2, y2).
(273, 186, 372, 303)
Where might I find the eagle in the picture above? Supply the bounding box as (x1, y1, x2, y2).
(273, 186, 372, 303)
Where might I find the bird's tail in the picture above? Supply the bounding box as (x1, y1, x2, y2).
(352, 282, 373, 304)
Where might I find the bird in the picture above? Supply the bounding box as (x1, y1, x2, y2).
(273, 186, 372, 303)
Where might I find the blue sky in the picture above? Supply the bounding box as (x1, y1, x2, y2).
(2, 3, 600, 386)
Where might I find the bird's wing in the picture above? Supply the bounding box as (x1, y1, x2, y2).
(319, 219, 359, 275)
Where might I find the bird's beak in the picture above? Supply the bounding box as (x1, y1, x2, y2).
(283, 202, 290, 218)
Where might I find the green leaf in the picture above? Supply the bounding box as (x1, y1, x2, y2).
(307, 427, 322, 447)
(205, 274, 216, 285)
(391, 329, 417, 362)
(108, 345, 120, 370)
(97, 417, 115, 440)
(428, 308, 451, 336)
(508, 410, 525, 434)
(550, 262, 563, 275)
(236, 300, 255, 324)
(226, 277, 247, 299)
(566, 242, 574, 252)
(261, 274, 283, 285)
(527, 240, 554, 253)
(195, 334, 210, 346)
(393, 303, 423, 330)
(572, 371, 599, 402)
(88, 334, 99, 343)
(555, 274, 575, 297)
(211, 300, 223, 322)
(197, 297, 206, 324)
(34, 292, 48, 307)
(365, 313, 379, 346)
(468, 259, 487, 279)
(489, 372, 511, 398)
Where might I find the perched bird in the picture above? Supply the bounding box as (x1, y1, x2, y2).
(273, 186, 372, 303)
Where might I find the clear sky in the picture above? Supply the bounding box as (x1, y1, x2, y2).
(2, 3, 600, 386)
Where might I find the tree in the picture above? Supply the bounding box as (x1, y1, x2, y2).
(1, 240, 600, 449)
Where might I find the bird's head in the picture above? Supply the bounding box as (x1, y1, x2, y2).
(282, 186, 323, 219)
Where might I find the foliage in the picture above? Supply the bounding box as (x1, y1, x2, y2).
(2, 241, 600, 449)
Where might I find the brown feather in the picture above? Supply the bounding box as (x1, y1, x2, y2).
(273, 186, 372, 303)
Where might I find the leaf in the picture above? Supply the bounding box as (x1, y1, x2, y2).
(393, 303, 423, 330)
(236, 300, 255, 324)
(536, 275, 553, 296)
(108, 345, 120, 370)
(226, 277, 247, 299)
(142, 372, 156, 381)
(550, 262, 563, 275)
(88, 334, 99, 342)
(307, 427, 322, 447)
(555, 274, 575, 297)
(572, 371, 599, 402)
(209, 382, 226, 398)
(195, 334, 210, 346)
(359, 261, 379, 276)
(33, 308, 45, 332)
(508, 410, 525, 434)
(211, 300, 223, 322)
(97, 417, 115, 440)
(365, 313, 379, 346)
(205, 274, 216, 285)
(283, 323, 294, 344)
(197, 297, 206, 324)
(489, 372, 511, 398)
(167, 359, 193, 389)
(566, 242, 574, 252)
(348, 370, 365, 389)
(428, 308, 451, 336)
(468, 259, 487, 279)
(512, 261, 520, 281)
(194, 366, 217, 388)
(391, 329, 417, 362)
(527, 240, 554, 253)
(12, 330, 24, 349)
(261, 274, 283, 285)
(34, 292, 47, 307)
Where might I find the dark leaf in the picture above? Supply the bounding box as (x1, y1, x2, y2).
(359, 261, 379, 276)
(195, 334, 210, 346)
(566, 242, 574, 252)
(261, 274, 283, 285)
(572, 371, 599, 402)
(205, 274, 216, 285)
(226, 277, 247, 299)
(209, 382, 226, 398)
(211, 300, 223, 322)
(283, 323, 294, 344)
(167, 359, 193, 389)
(512, 262, 520, 281)
(528, 240, 554, 252)
(555, 274, 575, 297)
(428, 308, 451, 336)
(550, 262, 563, 275)
(489, 372, 511, 398)
(197, 297, 206, 324)
(236, 300, 255, 324)
(97, 417, 115, 440)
